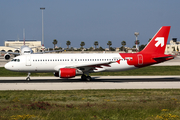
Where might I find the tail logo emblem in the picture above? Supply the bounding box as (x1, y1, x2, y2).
(155, 37, 164, 47)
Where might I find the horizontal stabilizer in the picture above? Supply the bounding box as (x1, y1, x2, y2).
(152, 54, 174, 60)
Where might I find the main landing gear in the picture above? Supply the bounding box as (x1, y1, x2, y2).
(26, 72, 31, 81)
(81, 74, 92, 81)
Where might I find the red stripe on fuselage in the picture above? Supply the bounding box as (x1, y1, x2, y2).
(119, 53, 165, 68)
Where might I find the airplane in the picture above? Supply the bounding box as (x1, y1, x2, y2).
(1, 43, 35, 60)
(1, 29, 62, 60)
(1, 45, 63, 60)
(1, 29, 35, 60)
(4, 26, 174, 81)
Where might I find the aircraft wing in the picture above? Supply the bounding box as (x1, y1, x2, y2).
(0, 51, 20, 55)
(71, 61, 115, 68)
(54, 61, 116, 71)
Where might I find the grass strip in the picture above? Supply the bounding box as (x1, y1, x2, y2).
(1, 66, 180, 77)
(0, 89, 180, 119)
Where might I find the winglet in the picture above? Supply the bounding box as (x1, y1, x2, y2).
(140, 26, 171, 54)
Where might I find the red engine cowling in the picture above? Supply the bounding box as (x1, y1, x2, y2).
(54, 68, 76, 78)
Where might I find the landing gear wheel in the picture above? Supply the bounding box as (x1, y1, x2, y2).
(26, 77, 31, 81)
(81, 74, 87, 80)
(86, 76, 92, 81)
(26, 72, 31, 81)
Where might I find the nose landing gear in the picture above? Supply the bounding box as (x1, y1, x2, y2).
(26, 72, 31, 81)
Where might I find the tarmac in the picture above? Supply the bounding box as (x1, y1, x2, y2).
(0, 76, 180, 90)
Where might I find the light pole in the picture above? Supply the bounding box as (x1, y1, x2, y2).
(134, 32, 139, 52)
(40, 7, 45, 51)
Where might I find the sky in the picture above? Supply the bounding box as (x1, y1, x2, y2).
(0, 0, 180, 49)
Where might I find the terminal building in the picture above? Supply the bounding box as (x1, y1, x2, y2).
(165, 38, 180, 54)
(0, 40, 42, 53)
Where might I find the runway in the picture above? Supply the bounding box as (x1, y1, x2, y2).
(0, 76, 180, 90)
(1, 56, 180, 90)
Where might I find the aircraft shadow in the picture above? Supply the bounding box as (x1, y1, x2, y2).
(0, 77, 180, 83)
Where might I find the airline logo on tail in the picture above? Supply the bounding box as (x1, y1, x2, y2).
(155, 37, 164, 47)
(139, 26, 170, 54)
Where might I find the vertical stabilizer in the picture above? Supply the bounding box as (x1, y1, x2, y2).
(140, 26, 171, 54)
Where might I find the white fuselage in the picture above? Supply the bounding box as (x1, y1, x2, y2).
(5, 53, 137, 73)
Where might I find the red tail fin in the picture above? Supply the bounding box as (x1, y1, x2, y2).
(140, 26, 171, 54)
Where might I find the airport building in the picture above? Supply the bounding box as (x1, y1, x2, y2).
(0, 40, 42, 53)
(0, 39, 179, 55)
(165, 38, 180, 54)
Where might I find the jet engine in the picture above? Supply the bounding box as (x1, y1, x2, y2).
(54, 68, 77, 78)
(4, 53, 11, 60)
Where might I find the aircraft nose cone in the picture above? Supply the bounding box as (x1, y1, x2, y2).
(4, 63, 8, 69)
(4, 63, 11, 70)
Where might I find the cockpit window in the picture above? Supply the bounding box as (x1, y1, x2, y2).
(11, 59, 20, 62)
(24, 51, 31, 53)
